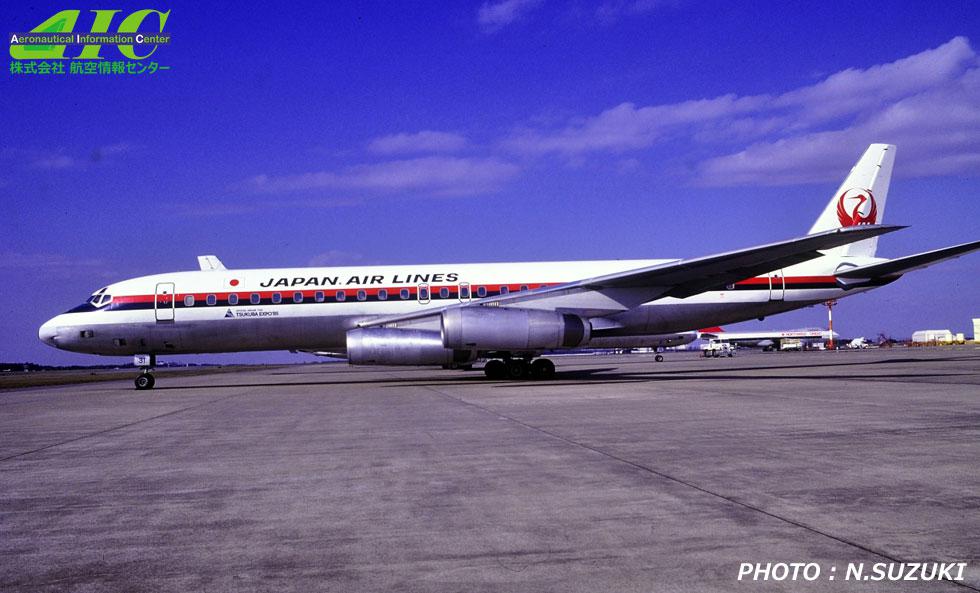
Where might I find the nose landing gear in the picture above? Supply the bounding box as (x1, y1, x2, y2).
(135, 371, 155, 390)
(133, 354, 156, 390)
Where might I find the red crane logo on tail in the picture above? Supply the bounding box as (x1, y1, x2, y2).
(836, 188, 878, 227)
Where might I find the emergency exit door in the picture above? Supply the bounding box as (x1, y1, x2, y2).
(155, 282, 175, 322)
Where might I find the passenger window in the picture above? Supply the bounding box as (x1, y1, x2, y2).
(113, 338, 127, 347)
(378, 289, 388, 301)
(272, 293, 282, 304)
(336, 290, 346, 301)
(400, 288, 410, 300)
(250, 293, 260, 304)
(459, 284, 471, 299)
(356, 290, 366, 301)
(184, 295, 195, 307)
(206, 294, 217, 306)
(418, 285, 430, 302)
(499, 286, 509, 295)
(477, 286, 487, 298)
(80, 330, 94, 338)
(520, 285, 529, 292)
(293, 292, 303, 303)
(439, 287, 450, 299)
(315, 291, 325, 303)
(228, 294, 239, 305)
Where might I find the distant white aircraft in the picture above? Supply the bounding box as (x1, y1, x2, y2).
(39, 144, 980, 388)
(698, 327, 838, 351)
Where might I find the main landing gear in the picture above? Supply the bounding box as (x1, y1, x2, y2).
(483, 358, 556, 380)
(133, 354, 156, 390)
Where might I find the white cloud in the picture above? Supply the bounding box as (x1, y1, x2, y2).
(698, 53, 980, 185)
(308, 250, 365, 267)
(477, 0, 542, 33)
(0, 252, 111, 279)
(501, 37, 980, 185)
(367, 130, 468, 155)
(504, 95, 766, 154)
(244, 156, 520, 196)
(4, 142, 135, 170)
(32, 154, 77, 170)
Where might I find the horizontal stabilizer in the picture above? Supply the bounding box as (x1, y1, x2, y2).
(837, 239, 980, 279)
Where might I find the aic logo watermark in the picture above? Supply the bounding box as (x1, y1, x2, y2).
(9, 9, 171, 76)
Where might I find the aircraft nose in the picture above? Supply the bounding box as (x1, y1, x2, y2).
(38, 318, 60, 348)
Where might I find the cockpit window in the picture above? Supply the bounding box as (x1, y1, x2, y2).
(87, 288, 113, 308)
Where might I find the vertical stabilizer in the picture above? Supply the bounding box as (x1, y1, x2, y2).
(809, 144, 895, 257)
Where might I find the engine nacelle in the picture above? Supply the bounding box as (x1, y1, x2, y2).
(441, 307, 590, 350)
(347, 328, 476, 366)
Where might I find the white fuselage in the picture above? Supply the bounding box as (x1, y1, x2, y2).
(39, 256, 886, 358)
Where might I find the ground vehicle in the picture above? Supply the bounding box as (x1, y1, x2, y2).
(701, 339, 736, 358)
(780, 339, 804, 351)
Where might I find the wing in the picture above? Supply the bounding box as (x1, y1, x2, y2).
(358, 225, 903, 328)
(836, 239, 980, 281)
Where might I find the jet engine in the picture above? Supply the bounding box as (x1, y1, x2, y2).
(441, 307, 590, 350)
(347, 328, 476, 366)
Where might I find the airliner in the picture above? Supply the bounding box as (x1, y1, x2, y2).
(39, 144, 980, 389)
(698, 327, 837, 351)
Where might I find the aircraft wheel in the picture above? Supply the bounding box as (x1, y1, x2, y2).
(484, 359, 507, 379)
(530, 358, 556, 379)
(655, 354, 664, 362)
(506, 359, 529, 379)
(135, 373, 155, 390)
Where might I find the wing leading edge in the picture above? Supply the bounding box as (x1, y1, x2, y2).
(836, 239, 980, 280)
(358, 225, 902, 329)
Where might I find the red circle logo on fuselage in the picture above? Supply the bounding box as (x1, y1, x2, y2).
(836, 188, 878, 227)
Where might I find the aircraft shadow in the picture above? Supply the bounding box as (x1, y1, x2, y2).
(150, 355, 976, 391)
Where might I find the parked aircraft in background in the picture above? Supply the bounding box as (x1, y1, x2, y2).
(39, 144, 980, 388)
(698, 327, 838, 351)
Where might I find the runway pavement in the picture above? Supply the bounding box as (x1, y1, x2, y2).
(2, 348, 979, 592)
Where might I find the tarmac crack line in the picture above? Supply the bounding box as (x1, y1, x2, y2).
(0, 391, 248, 463)
(423, 385, 980, 592)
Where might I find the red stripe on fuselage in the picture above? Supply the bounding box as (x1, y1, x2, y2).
(108, 276, 840, 304)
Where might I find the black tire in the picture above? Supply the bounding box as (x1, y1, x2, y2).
(530, 358, 556, 379)
(483, 359, 507, 379)
(506, 359, 529, 379)
(655, 354, 664, 362)
(135, 374, 155, 390)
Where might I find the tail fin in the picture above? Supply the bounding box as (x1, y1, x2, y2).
(809, 144, 895, 258)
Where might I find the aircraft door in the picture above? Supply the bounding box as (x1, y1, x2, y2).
(768, 271, 785, 301)
(155, 282, 176, 322)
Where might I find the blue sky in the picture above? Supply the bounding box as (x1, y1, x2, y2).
(2, 1, 979, 365)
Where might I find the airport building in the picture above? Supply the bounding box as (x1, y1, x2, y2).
(911, 329, 954, 344)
